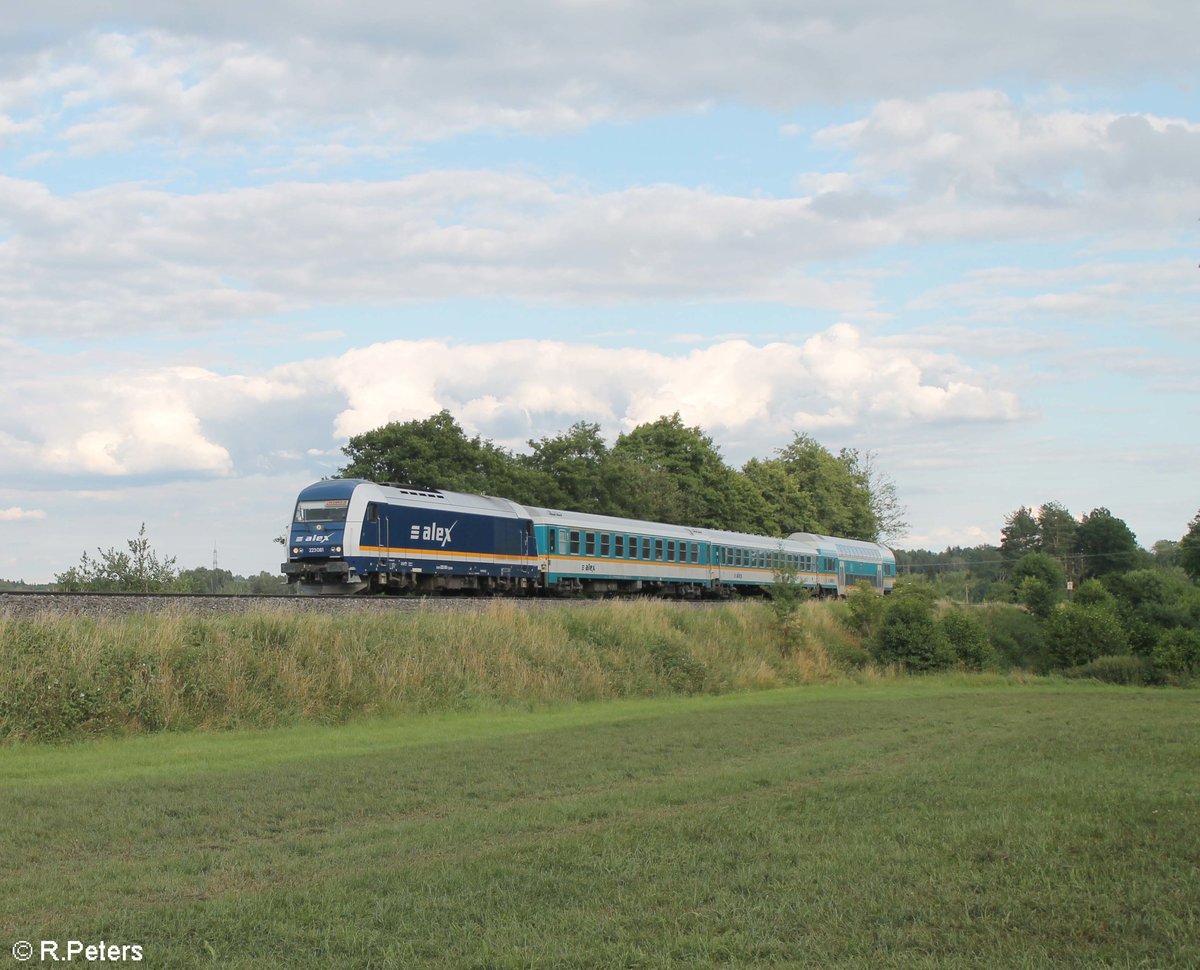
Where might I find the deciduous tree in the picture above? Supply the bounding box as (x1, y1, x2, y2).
(1075, 507, 1139, 578)
(771, 433, 876, 540)
(608, 413, 766, 531)
(1180, 510, 1200, 582)
(1000, 506, 1040, 567)
(521, 421, 611, 512)
(1037, 501, 1078, 575)
(338, 410, 543, 502)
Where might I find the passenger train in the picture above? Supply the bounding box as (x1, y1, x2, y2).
(282, 479, 896, 597)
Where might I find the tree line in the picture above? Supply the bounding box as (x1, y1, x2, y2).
(337, 410, 907, 542)
(878, 503, 1200, 682)
(46, 410, 905, 593)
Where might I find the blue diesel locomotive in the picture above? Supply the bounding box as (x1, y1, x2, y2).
(281, 478, 896, 596)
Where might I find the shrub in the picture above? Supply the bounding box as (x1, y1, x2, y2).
(873, 586, 954, 671)
(937, 608, 995, 670)
(1073, 578, 1114, 608)
(1152, 627, 1200, 677)
(1045, 604, 1130, 670)
(1018, 576, 1058, 620)
(646, 636, 708, 694)
(977, 604, 1047, 670)
(844, 582, 886, 639)
(1104, 568, 1184, 610)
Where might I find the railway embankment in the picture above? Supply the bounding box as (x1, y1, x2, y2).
(0, 599, 864, 744)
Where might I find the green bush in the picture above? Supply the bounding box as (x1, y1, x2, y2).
(1018, 576, 1058, 620)
(1045, 604, 1130, 670)
(1072, 578, 1114, 608)
(1152, 627, 1200, 677)
(977, 604, 1047, 670)
(822, 638, 872, 669)
(1104, 568, 1186, 610)
(937, 608, 995, 670)
(844, 582, 886, 639)
(646, 636, 708, 694)
(873, 586, 954, 671)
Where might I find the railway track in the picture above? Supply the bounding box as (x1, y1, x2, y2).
(0, 590, 730, 619)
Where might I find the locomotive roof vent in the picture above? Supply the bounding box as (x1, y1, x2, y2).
(380, 482, 445, 499)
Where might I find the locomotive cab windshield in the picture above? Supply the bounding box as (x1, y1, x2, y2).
(294, 499, 350, 523)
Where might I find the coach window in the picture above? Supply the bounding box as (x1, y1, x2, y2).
(600, 534, 610, 557)
(570, 531, 581, 555)
(547, 529, 557, 554)
(654, 539, 663, 561)
(628, 536, 637, 560)
(585, 533, 596, 556)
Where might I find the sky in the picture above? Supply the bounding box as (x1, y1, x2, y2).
(1, 1, 1197, 582)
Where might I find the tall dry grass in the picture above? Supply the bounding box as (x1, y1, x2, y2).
(0, 600, 863, 743)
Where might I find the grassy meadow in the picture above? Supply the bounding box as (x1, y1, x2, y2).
(2, 683, 1197, 968)
(2, 601, 1197, 966)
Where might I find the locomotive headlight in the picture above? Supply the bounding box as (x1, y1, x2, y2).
(333, 545, 342, 553)
(292, 546, 300, 554)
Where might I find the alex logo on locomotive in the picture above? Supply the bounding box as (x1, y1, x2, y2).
(408, 520, 458, 547)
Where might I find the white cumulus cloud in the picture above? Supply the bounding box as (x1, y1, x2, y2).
(327, 327, 1025, 452)
(0, 506, 46, 521)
